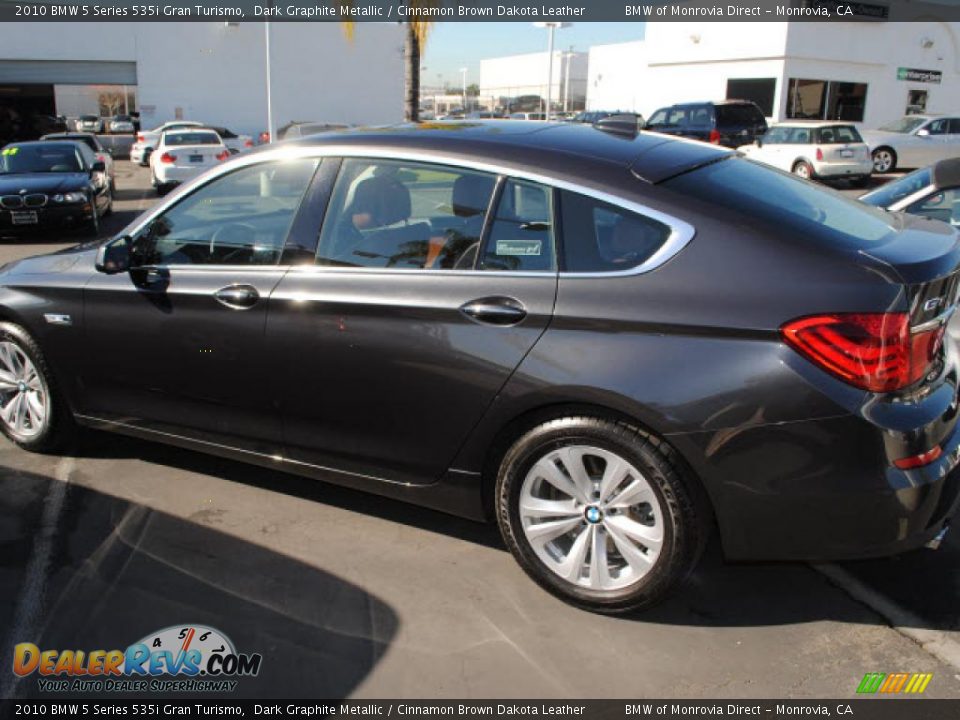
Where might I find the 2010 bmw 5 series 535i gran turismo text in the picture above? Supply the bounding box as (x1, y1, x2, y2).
(0, 121, 958, 613)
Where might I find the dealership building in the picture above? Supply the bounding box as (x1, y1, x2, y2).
(587, 19, 960, 127)
(0, 22, 404, 135)
(480, 50, 589, 113)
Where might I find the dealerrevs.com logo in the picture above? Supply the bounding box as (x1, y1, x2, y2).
(12, 625, 262, 693)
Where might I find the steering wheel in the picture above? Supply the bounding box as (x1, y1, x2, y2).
(210, 223, 258, 262)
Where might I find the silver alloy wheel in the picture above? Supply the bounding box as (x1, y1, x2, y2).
(793, 163, 811, 179)
(0, 341, 48, 438)
(873, 149, 894, 173)
(519, 445, 664, 591)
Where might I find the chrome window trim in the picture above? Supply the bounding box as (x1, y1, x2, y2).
(888, 184, 939, 213)
(123, 144, 696, 279)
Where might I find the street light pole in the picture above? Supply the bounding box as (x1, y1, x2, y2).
(265, 20, 274, 142)
(460, 67, 468, 113)
(534, 22, 571, 121)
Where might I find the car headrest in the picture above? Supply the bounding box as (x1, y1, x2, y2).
(603, 216, 666, 265)
(452, 175, 495, 218)
(349, 175, 411, 228)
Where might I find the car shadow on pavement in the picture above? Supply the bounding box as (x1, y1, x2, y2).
(0, 466, 399, 700)
(59, 430, 960, 634)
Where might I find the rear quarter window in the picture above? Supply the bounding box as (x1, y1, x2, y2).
(560, 191, 672, 273)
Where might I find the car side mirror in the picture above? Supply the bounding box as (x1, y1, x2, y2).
(91, 160, 106, 173)
(917, 129, 931, 137)
(95, 236, 131, 274)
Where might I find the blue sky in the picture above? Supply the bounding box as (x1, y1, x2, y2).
(422, 23, 645, 87)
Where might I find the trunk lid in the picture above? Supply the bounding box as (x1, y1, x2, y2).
(168, 144, 225, 169)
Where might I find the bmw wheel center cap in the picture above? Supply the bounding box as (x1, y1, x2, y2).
(584, 506, 603, 524)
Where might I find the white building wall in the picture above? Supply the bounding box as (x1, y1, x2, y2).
(480, 51, 588, 109)
(587, 20, 960, 127)
(783, 21, 960, 126)
(2, 22, 404, 135)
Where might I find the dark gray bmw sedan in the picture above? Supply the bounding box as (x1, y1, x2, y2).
(1, 122, 958, 613)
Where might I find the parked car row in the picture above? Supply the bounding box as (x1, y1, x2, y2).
(74, 115, 139, 135)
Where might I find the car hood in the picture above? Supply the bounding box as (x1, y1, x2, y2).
(860, 129, 901, 146)
(0, 173, 88, 194)
(1, 244, 97, 277)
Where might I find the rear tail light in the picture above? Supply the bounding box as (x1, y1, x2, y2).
(894, 446, 942, 470)
(243, 139, 254, 148)
(215, 150, 230, 161)
(815, 147, 824, 161)
(781, 312, 945, 393)
(159, 152, 176, 164)
(96, 154, 106, 164)
(136, 134, 145, 143)
(708, 128, 721, 144)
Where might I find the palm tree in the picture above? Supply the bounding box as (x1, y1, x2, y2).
(340, 2, 436, 122)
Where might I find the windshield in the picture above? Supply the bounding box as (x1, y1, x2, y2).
(662, 156, 896, 251)
(878, 116, 928, 133)
(860, 168, 933, 208)
(0, 144, 83, 174)
(164, 131, 221, 146)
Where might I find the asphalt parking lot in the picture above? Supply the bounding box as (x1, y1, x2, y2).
(1, 162, 959, 699)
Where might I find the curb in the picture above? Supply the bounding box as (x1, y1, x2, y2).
(813, 562, 960, 671)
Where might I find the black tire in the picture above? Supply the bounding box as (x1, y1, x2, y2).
(849, 175, 871, 189)
(84, 201, 100, 237)
(103, 187, 113, 216)
(872, 147, 897, 174)
(495, 415, 708, 614)
(0, 322, 75, 452)
(792, 160, 814, 180)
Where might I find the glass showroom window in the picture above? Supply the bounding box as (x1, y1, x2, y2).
(787, 79, 868, 122)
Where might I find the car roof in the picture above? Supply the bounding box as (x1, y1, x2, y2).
(41, 132, 97, 139)
(770, 121, 857, 128)
(3, 140, 79, 150)
(932, 157, 960, 189)
(671, 100, 758, 108)
(286, 121, 730, 184)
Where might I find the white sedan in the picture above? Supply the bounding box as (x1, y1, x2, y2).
(738, 121, 873, 186)
(131, 120, 205, 165)
(861, 114, 960, 173)
(149, 128, 230, 195)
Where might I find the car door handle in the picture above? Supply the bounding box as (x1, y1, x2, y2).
(214, 284, 260, 310)
(460, 297, 527, 326)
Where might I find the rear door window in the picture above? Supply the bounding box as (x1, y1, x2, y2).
(560, 191, 672, 273)
(478, 179, 556, 272)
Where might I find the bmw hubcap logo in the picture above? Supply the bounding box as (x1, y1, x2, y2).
(584, 506, 602, 524)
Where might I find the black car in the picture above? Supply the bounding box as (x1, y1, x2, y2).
(0, 140, 112, 237)
(645, 100, 768, 147)
(0, 122, 958, 614)
(861, 157, 960, 227)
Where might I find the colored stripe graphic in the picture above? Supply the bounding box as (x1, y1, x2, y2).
(857, 672, 932, 694)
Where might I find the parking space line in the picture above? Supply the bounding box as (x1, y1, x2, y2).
(0, 456, 75, 698)
(814, 562, 960, 672)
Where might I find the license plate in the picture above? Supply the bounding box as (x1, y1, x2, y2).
(840, 149, 853, 158)
(10, 210, 38, 225)
(189, 154, 204, 163)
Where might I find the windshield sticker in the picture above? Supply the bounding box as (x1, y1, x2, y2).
(497, 239, 542, 256)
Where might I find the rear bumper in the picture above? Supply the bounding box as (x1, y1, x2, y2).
(154, 164, 209, 185)
(813, 160, 873, 178)
(130, 146, 149, 164)
(671, 349, 960, 562)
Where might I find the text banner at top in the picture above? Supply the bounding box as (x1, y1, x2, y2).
(2, 0, 960, 23)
